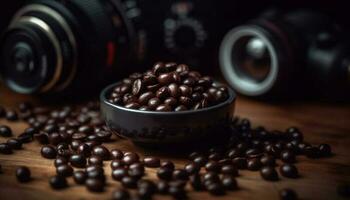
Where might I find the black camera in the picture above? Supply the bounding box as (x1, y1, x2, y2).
(0, 0, 231, 96)
(219, 9, 350, 100)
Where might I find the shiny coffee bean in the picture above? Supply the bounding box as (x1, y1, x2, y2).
(132, 79, 143, 96)
(280, 164, 299, 178)
(121, 176, 138, 188)
(112, 168, 128, 181)
(260, 155, 276, 166)
(0, 125, 12, 137)
(122, 153, 139, 165)
(247, 158, 262, 171)
(205, 161, 221, 173)
(173, 169, 189, 181)
(221, 165, 238, 176)
(112, 189, 130, 200)
(156, 86, 170, 99)
(319, 144, 332, 157)
(7, 139, 22, 150)
(279, 188, 297, 200)
(69, 154, 86, 168)
(50, 175, 68, 189)
(110, 160, 124, 169)
(281, 150, 296, 163)
(260, 166, 279, 181)
(73, 170, 87, 184)
(92, 146, 110, 160)
(41, 145, 57, 159)
(221, 175, 238, 190)
(174, 105, 187, 111)
(157, 180, 170, 194)
(86, 178, 104, 192)
(184, 162, 200, 174)
(169, 186, 187, 199)
(138, 92, 155, 105)
(168, 83, 179, 98)
(77, 143, 91, 157)
(148, 98, 161, 110)
(6, 110, 18, 121)
(207, 182, 225, 196)
(143, 157, 160, 168)
(155, 104, 172, 112)
(16, 166, 31, 182)
(56, 165, 73, 177)
(54, 157, 68, 167)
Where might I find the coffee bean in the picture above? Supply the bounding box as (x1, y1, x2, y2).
(6, 110, 18, 121)
(121, 176, 138, 188)
(174, 105, 187, 111)
(138, 92, 155, 105)
(112, 168, 128, 181)
(50, 175, 68, 189)
(184, 162, 200, 174)
(137, 179, 156, 199)
(70, 154, 86, 168)
(193, 155, 207, 167)
(260, 155, 276, 166)
(0, 125, 12, 137)
(157, 180, 169, 194)
(7, 138, 22, 149)
(158, 73, 175, 85)
(128, 166, 144, 179)
(148, 98, 161, 110)
(112, 189, 130, 200)
(86, 178, 104, 192)
(155, 104, 172, 112)
(132, 79, 143, 96)
(168, 83, 180, 98)
(318, 144, 332, 157)
(203, 172, 220, 182)
(41, 145, 57, 159)
(16, 166, 31, 182)
(157, 167, 173, 180)
(205, 161, 221, 173)
(189, 174, 203, 191)
(169, 186, 187, 199)
(152, 62, 167, 75)
(247, 158, 262, 171)
(56, 164, 73, 177)
(281, 150, 296, 163)
(260, 166, 279, 181)
(279, 188, 297, 200)
(221, 165, 238, 176)
(173, 169, 189, 180)
(221, 175, 238, 190)
(92, 145, 110, 160)
(280, 164, 299, 178)
(122, 153, 139, 165)
(207, 182, 225, 196)
(54, 157, 68, 168)
(304, 146, 321, 158)
(143, 157, 160, 168)
(73, 170, 87, 184)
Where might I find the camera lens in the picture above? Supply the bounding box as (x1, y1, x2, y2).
(219, 25, 284, 96)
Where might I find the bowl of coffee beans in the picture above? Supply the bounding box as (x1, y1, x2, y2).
(100, 62, 236, 147)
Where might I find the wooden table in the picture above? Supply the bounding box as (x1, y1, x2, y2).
(0, 85, 350, 200)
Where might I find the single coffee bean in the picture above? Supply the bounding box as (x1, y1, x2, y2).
(221, 175, 238, 190)
(260, 155, 276, 166)
(221, 165, 238, 176)
(304, 146, 321, 158)
(0, 125, 12, 137)
(138, 92, 155, 105)
(112, 189, 130, 200)
(89, 155, 104, 166)
(161, 160, 175, 170)
(173, 169, 189, 180)
(49, 175, 68, 189)
(41, 145, 57, 159)
(318, 144, 332, 157)
(73, 170, 87, 184)
(69, 154, 87, 168)
(174, 105, 187, 111)
(158, 73, 175, 85)
(179, 85, 192, 97)
(125, 102, 140, 109)
(112, 168, 128, 181)
(148, 98, 161, 110)
(281, 150, 296, 163)
(260, 166, 279, 181)
(193, 156, 208, 167)
(78, 125, 94, 134)
(157, 167, 173, 180)
(205, 161, 221, 173)
(121, 176, 138, 188)
(164, 97, 177, 107)
(168, 186, 187, 199)
(77, 143, 91, 157)
(152, 62, 166, 75)
(70, 140, 82, 151)
(72, 132, 87, 141)
(86, 178, 104, 192)
(34, 132, 49, 144)
(189, 174, 203, 191)
(280, 164, 299, 178)
(132, 79, 143, 96)
(203, 172, 220, 182)
(56, 164, 73, 177)
(207, 182, 225, 196)
(184, 162, 200, 174)
(156, 86, 170, 99)
(137, 179, 156, 198)
(155, 104, 172, 112)
(279, 188, 298, 200)
(92, 145, 110, 160)
(122, 153, 139, 165)
(157, 180, 169, 194)
(128, 167, 144, 179)
(247, 158, 262, 171)
(143, 157, 160, 168)
(48, 132, 62, 145)
(54, 157, 68, 167)
(168, 83, 180, 98)
(6, 110, 18, 121)
(16, 166, 31, 182)
(7, 139, 22, 150)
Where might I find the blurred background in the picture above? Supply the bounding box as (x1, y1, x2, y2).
(0, 0, 349, 101)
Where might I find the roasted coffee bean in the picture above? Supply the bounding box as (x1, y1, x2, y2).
(138, 92, 155, 105)
(7, 138, 22, 149)
(304, 146, 321, 158)
(157, 180, 169, 194)
(318, 144, 332, 157)
(110, 160, 124, 169)
(174, 105, 187, 111)
(158, 73, 175, 85)
(184, 162, 200, 174)
(41, 145, 57, 159)
(143, 157, 160, 168)
(85, 140, 101, 148)
(260, 155, 276, 166)
(54, 157, 68, 167)
(152, 62, 167, 75)
(245, 148, 263, 158)
(73, 170, 87, 184)
(221, 175, 238, 190)
(279, 188, 297, 200)
(6, 110, 18, 121)
(164, 97, 177, 107)
(121, 176, 138, 188)
(247, 158, 262, 171)
(157, 167, 173, 181)
(207, 182, 225, 196)
(122, 153, 139, 165)
(168, 83, 180, 98)
(169, 186, 187, 199)
(56, 165, 73, 177)
(112, 189, 130, 200)
(189, 174, 203, 191)
(179, 96, 193, 107)
(0, 125, 12, 137)
(156, 86, 170, 99)
(77, 143, 91, 157)
(125, 102, 140, 109)
(112, 168, 128, 181)
(221, 165, 238, 176)
(203, 172, 220, 182)
(137, 179, 156, 198)
(70, 140, 82, 151)
(78, 125, 94, 134)
(260, 166, 279, 181)
(155, 104, 172, 112)
(132, 79, 143, 96)
(16, 166, 31, 182)
(88, 155, 103, 166)
(128, 167, 144, 179)
(281, 150, 296, 163)
(86, 178, 104, 192)
(173, 169, 189, 180)
(193, 156, 208, 167)
(48, 132, 62, 145)
(50, 175, 68, 189)
(148, 98, 161, 110)
(280, 164, 299, 178)
(92, 146, 110, 160)
(69, 154, 86, 168)
(72, 132, 87, 141)
(205, 161, 221, 173)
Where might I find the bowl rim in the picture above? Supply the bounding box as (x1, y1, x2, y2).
(100, 81, 236, 116)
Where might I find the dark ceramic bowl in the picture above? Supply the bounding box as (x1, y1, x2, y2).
(100, 82, 236, 148)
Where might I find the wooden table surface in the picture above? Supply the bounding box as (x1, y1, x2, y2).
(0, 85, 349, 200)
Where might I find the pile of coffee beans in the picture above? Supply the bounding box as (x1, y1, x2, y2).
(107, 62, 229, 111)
(0, 99, 335, 199)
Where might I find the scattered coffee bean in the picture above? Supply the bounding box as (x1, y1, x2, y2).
(260, 155, 276, 166)
(121, 176, 138, 188)
(73, 170, 87, 184)
(50, 175, 68, 189)
(221, 175, 238, 190)
(279, 188, 297, 200)
(56, 164, 73, 177)
(112, 189, 130, 200)
(318, 144, 332, 157)
(70, 154, 87, 168)
(122, 153, 139, 165)
(41, 145, 57, 159)
(247, 158, 262, 171)
(92, 145, 110, 160)
(280, 164, 299, 178)
(0, 125, 12, 137)
(169, 186, 187, 199)
(157, 167, 173, 181)
(143, 157, 160, 168)
(86, 178, 104, 192)
(161, 160, 175, 170)
(0, 143, 13, 154)
(16, 166, 31, 182)
(157, 180, 170, 194)
(205, 161, 221, 173)
(281, 150, 296, 163)
(184, 162, 200, 174)
(54, 157, 68, 167)
(7, 138, 22, 149)
(110, 149, 124, 160)
(173, 169, 189, 180)
(207, 182, 225, 196)
(6, 110, 18, 121)
(112, 168, 128, 181)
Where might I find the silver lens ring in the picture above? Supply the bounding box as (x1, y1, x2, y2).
(11, 4, 78, 92)
(219, 25, 279, 96)
(10, 16, 63, 93)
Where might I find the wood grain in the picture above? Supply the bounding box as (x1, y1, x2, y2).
(0, 85, 350, 200)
